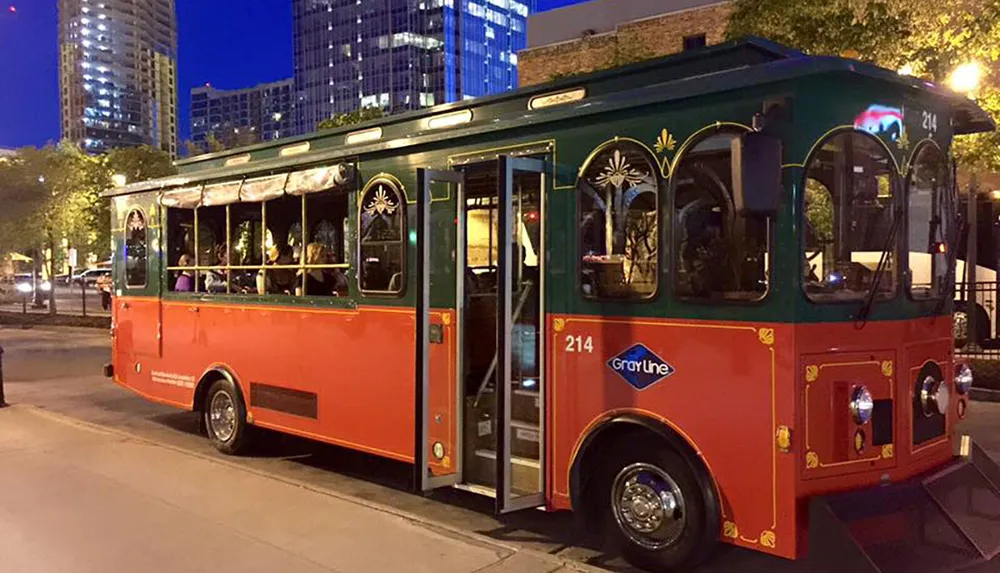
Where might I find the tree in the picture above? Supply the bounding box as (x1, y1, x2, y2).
(726, 0, 1000, 172)
(318, 107, 385, 130)
(0, 142, 176, 314)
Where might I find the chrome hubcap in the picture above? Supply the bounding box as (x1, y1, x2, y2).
(611, 463, 686, 551)
(208, 391, 236, 442)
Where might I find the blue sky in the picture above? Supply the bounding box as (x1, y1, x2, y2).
(0, 0, 584, 149)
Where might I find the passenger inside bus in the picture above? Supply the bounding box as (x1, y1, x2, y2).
(264, 244, 297, 295)
(303, 243, 347, 296)
(174, 254, 194, 292)
(205, 244, 228, 293)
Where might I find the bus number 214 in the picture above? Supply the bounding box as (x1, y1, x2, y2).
(565, 335, 594, 353)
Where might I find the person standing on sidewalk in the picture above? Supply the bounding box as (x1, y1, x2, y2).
(96, 272, 113, 311)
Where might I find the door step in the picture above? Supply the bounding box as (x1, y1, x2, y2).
(465, 448, 540, 494)
(475, 387, 541, 425)
(453, 482, 497, 498)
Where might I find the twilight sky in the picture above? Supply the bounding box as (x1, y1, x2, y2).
(0, 0, 584, 149)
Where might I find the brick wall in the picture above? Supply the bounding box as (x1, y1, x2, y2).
(518, 2, 732, 87)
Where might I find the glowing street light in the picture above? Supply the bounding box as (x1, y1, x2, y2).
(948, 62, 983, 95)
(897, 63, 916, 76)
(111, 173, 127, 187)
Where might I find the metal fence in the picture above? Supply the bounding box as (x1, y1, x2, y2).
(955, 281, 1000, 360)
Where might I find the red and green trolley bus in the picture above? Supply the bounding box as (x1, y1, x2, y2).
(104, 39, 1000, 572)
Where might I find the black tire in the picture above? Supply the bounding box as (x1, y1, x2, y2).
(596, 440, 719, 572)
(203, 378, 253, 455)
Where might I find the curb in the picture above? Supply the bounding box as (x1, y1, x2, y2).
(970, 387, 1000, 403)
(15, 404, 607, 573)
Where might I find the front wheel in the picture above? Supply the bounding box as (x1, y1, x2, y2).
(599, 443, 718, 572)
(204, 378, 253, 455)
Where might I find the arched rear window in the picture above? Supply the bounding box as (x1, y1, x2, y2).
(673, 128, 769, 301)
(125, 208, 148, 287)
(359, 176, 406, 295)
(578, 140, 659, 299)
(907, 143, 950, 299)
(803, 130, 899, 301)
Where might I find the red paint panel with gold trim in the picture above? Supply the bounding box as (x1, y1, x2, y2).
(114, 297, 422, 462)
(547, 314, 797, 559)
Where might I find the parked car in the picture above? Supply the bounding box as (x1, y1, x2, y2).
(12, 273, 51, 294)
(72, 268, 111, 288)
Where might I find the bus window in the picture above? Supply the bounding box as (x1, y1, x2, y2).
(907, 143, 948, 299)
(230, 202, 263, 294)
(197, 205, 226, 293)
(263, 194, 303, 296)
(359, 176, 405, 295)
(578, 141, 659, 299)
(166, 208, 195, 292)
(124, 209, 147, 288)
(304, 190, 350, 297)
(674, 130, 769, 301)
(803, 131, 898, 301)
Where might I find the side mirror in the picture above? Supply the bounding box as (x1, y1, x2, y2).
(731, 132, 783, 216)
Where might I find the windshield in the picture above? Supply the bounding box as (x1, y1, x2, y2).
(803, 131, 899, 302)
(907, 143, 950, 299)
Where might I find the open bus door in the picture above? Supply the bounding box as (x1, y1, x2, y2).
(495, 156, 547, 513)
(415, 168, 466, 491)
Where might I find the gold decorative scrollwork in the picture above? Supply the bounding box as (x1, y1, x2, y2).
(881, 444, 894, 459)
(806, 451, 819, 469)
(654, 128, 677, 154)
(881, 360, 894, 377)
(776, 426, 792, 453)
(758, 328, 775, 346)
(553, 318, 566, 332)
(441, 313, 452, 326)
(760, 530, 776, 548)
(723, 521, 739, 539)
(805, 365, 819, 383)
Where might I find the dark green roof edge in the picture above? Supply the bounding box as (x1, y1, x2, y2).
(109, 39, 992, 198)
(172, 36, 796, 167)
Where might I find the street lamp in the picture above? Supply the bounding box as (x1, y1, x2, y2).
(111, 173, 127, 187)
(948, 62, 983, 95)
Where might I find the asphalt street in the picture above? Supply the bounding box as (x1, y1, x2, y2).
(2, 326, 998, 573)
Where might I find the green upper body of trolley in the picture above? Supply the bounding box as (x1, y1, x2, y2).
(106, 38, 993, 326)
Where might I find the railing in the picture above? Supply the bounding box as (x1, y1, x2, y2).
(955, 281, 1000, 359)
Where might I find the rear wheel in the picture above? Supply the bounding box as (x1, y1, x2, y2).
(204, 378, 253, 455)
(597, 441, 718, 571)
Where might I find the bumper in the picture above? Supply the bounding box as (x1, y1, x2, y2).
(809, 438, 1000, 573)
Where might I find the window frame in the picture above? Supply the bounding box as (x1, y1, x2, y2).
(904, 139, 950, 302)
(799, 127, 902, 305)
(357, 174, 407, 298)
(669, 124, 772, 305)
(575, 137, 663, 302)
(124, 207, 149, 290)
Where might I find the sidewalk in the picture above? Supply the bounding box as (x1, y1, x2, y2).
(0, 405, 592, 573)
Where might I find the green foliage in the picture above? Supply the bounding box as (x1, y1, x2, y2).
(726, 0, 1000, 172)
(317, 107, 385, 130)
(0, 142, 176, 312)
(183, 139, 205, 157)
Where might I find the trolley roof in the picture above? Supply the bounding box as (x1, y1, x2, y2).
(106, 37, 994, 198)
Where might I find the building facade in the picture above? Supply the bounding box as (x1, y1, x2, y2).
(58, 0, 178, 157)
(292, 0, 533, 134)
(518, 0, 731, 87)
(190, 79, 297, 150)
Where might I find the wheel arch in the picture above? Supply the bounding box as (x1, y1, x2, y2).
(193, 364, 243, 413)
(568, 412, 722, 531)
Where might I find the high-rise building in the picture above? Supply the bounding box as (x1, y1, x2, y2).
(190, 79, 296, 151)
(292, 0, 533, 134)
(58, 0, 178, 157)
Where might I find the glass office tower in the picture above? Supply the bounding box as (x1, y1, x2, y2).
(59, 0, 178, 156)
(292, 0, 533, 134)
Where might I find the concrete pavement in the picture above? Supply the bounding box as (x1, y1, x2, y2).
(0, 405, 593, 573)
